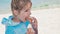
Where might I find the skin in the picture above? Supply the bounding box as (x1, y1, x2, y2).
(13, 2, 31, 22)
(12, 2, 38, 34)
(27, 17, 38, 34)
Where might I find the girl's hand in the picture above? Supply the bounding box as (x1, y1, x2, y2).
(27, 17, 38, 29)
(27, 17, 38, 34)
(31, 17, 38, 29)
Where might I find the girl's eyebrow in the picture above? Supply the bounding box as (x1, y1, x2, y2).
(26, 8, 31, 11)
(25, 8, 30, 12)
(25, 9, 29, 12)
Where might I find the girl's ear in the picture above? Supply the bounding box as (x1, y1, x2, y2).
(13, 10, 18, 16)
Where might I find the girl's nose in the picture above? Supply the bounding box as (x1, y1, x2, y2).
(28, 10, 31, 15)
(30, 12, 31, 15)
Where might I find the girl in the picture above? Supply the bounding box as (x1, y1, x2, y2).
(1, 0, 38, 34)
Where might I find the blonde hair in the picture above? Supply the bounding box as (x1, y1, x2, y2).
(11, 0, 32, 11)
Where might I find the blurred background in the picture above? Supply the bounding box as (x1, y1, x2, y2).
(0, 0, 60, 14)
(0, 0, 60, 34)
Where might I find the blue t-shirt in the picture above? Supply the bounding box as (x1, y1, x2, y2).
(1, 16, 30, 34)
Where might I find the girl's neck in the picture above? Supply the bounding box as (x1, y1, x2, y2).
(12, 17, 20, 23)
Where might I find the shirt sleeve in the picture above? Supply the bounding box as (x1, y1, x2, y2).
(1, 18, 8, 24)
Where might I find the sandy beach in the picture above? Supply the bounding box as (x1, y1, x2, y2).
(0, 8, 60, 34)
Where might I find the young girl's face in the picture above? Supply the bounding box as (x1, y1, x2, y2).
(17, 2, 32, 20)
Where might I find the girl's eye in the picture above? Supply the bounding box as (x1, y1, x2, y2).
(25, 10, 28, 12)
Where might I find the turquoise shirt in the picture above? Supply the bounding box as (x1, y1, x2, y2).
(1, 16, 30, 34)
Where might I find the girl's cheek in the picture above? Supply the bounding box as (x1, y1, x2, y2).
(25, 13, 29, 16)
